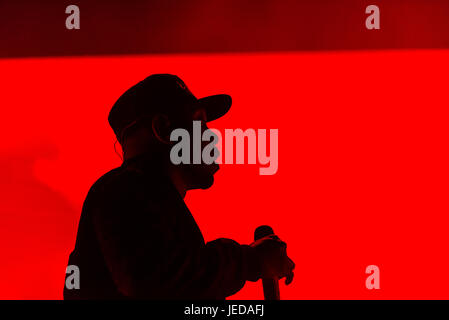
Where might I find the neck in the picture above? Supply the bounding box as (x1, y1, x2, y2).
(123, 152, 188, 199)
(167, 165, 188, 198)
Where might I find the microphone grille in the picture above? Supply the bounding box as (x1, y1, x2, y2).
(254, 225, 274, 241)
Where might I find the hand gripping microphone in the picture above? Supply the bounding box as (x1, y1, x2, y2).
(254, 225, 280, 300)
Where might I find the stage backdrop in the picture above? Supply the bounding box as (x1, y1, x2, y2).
(1, 50, 449, 299)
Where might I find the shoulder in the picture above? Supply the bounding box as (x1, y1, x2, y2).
(84, 165, 172, 210)
(83, 166, 144, 208)
(92, 166, 141, 192)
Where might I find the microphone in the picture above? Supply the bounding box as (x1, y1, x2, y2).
(254, 225, 280, 300)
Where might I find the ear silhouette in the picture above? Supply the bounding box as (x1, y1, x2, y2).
(151, 114, 172, 145)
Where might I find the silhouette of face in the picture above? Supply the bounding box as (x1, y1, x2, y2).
(179, 108, 219, 190)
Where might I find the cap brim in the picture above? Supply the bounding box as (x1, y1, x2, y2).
(197, 94, 232, 122)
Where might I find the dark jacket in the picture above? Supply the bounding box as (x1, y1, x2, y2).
(64, 155, 258, 299)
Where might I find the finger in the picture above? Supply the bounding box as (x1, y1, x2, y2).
(264, 234, 285, 243)
(287, 258, 295, 271)
(285, 271, 294, 285)
(270, 237, 286, 250)
(278, 257, 294, 276)
(264, 236, 286, 250)
(279, 240, 287, 250)
(279, 257, 295, 279)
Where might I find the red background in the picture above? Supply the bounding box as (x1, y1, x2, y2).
(1, 50, 449, 299)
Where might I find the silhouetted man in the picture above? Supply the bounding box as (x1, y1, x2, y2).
(64, 74, 294, 299)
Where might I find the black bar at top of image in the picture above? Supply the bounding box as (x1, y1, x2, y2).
(1, 0, 449, 58)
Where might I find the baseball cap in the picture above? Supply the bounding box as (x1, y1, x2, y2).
(108, 74, 232, 142)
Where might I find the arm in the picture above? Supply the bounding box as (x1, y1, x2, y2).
(90, 183, 260, 299)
